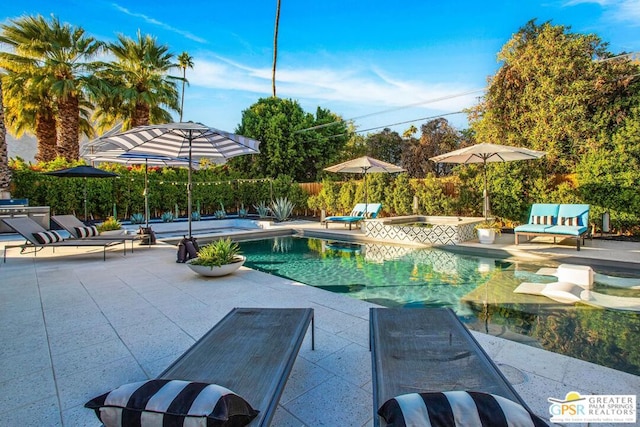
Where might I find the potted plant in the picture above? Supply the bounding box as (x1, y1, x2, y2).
(474, 220, 502, 244)
(96, 216, 125, 236)
(186, 237, 246, 277)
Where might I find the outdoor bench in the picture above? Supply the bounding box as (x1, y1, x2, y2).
(514, 203, 590, 250)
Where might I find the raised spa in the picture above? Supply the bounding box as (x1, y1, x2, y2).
(363, 215, 483, 245)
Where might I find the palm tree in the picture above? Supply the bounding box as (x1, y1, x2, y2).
(272, 0, 281, 97)
(1, 70, 58, 161)
(177, 52, 193, 122)
(94, 31, 179, 131)
(0, 78, 11, 194)
(0, 15, 103, 160)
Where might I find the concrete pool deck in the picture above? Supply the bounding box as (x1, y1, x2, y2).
(1, 220, 639, 426)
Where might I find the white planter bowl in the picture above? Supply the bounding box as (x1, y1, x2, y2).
(186, 256, 246, 277)
(476, 228, 496, 244)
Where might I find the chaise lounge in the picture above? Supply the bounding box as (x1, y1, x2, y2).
(323, 203, 382, 230)
(2, 217, 125, 262)
(514, 203, 590, 250)
(370, 308, 547, 426)
(85, 307, 314, 427)
(51, 214, 139, 253)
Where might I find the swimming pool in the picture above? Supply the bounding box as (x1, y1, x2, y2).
(239, 236, 640, 376)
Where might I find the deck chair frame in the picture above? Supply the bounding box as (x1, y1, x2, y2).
(158, 307, 314, 427)
(2, 217, 125, 262)
(370, 307, 529, 427)
(51, 214, 138, 253)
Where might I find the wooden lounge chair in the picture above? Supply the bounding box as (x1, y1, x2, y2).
(159, 307, 314, 426)
(2, 217, 125, 262)
(370, 307, 531, 427)
(51, 214, 138, 253)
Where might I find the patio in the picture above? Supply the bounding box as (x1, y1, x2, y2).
(1, 222, 639, 426)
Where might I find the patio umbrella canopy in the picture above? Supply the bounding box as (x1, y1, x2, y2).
(430, 143, 546, 220)
(324, 156, 405, 211)
(44, 165, 119, 221)
(85, 151, 197, 229)
(88, 122, 260, 237)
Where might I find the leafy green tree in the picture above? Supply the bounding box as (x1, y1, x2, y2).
(402, 118, 461, 178)
(93, 31, 179, 131)
(232, 97, 349, 181)
(0, 15, 103, 160)
(469, 20, 639, 175)
(365, 128, 403, 165)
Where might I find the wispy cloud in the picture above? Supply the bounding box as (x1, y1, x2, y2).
(111, 3, 208, 43)
(188, 55, 481, 115)
(564, 0, 640, 25)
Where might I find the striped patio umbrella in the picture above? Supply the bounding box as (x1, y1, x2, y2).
(85, 151, 198, 229)
(88, 122, 261, 237)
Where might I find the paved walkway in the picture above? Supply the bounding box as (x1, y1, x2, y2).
(1, 220, 638, 426)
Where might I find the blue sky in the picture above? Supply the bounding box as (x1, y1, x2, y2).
(2, 0, 640, 136)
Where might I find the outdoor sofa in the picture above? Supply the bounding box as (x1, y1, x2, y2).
(514, 203, 590, 250)
(323, 203, 382, 230)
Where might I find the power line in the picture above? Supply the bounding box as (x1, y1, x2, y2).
(300, 110, 467, 145)
(295, 88, 486, 134)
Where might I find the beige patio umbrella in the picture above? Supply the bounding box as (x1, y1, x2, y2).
(324, 156, 405, 213)
(430, 143, 546, 220)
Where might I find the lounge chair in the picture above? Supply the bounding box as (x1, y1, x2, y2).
(2, 217, 125, 262)
(370, 307, 540, 427)
(323, 203, 382, 230)
(51, 214, 138, 253)
(86, 307, 314, 427)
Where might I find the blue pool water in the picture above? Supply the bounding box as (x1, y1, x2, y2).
(239, 236, 640, 375)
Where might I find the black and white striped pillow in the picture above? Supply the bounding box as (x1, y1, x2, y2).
(75, 225, 99, 238)
(85, 379, 259, 427)
(32, 230, 64, 244)
(532, 215, 554, 225)
(378, 391, 549, 427)
(560, 216, 579, 226)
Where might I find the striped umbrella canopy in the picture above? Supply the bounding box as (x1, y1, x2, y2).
(88, 122, 261, 237)
(85, 151, 198, 229)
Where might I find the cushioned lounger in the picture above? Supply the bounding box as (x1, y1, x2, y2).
(2, 217, 125, 262)
(51, 214, 138, 253)
(159, 307, 314, 427)
(370, 307, 532, 427)
(324, 203, 382, 230)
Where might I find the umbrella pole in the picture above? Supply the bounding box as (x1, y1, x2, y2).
(363, 169, 368, 216)
(84, 177, 88, 222)
(483, 159, 489, 221)
(144, 160, 149, 229)
(187, 130, 193, 239)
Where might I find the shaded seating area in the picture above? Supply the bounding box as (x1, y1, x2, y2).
(514, 203, 590, 250)
(323, 203, 382, 230)
(51, 214, 139, 253)
(85, 307, 314, 427)
(370, 308, 547, 426)
(2, 217, 125, 262)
